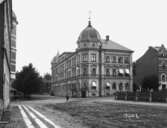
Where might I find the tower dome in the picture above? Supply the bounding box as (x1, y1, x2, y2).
(78, 21, 101, 43)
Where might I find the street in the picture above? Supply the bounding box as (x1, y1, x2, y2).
(2, 95, 167, 128)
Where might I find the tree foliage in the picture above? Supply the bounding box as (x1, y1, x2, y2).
(40, 73, 52, 94)
(43, 73, 51, 80)
(12, 63, 43, 97)
(142, 75, 159, 91)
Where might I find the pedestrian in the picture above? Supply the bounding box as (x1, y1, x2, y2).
(66, 95, 69, 102)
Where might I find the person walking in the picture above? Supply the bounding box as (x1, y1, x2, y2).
(66, 95, 69, 102)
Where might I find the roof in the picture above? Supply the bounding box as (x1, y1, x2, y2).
(101, 39, 133, 52)
(78, 21, 101, 42)
(12, 11, 18, 24)
(152, 44, 167, 55)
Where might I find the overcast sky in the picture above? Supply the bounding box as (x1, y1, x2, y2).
(13, 0, 167, 75)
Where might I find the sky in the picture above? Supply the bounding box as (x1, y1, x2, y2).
(13, 0, 167, 76)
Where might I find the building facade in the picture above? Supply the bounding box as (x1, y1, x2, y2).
(0, 0, 13, 110)
(10, 11, 18, 83)
(134, 44, 167, 90)
(51, 21, 133, 97)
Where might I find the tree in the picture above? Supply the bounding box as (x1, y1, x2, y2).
(142, 75, 159, 91)
(40, 73, 52, 94)
(12, 63, 43, 97)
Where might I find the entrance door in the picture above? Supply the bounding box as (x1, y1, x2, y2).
(81, 90, 86, 98)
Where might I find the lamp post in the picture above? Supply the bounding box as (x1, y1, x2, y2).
(98, 42, 102, 97)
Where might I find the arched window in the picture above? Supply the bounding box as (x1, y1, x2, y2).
(161, 74, 166, 82)
(118, 56, 123, 63)
(106, 68, 110, 76)
(105, 56, 110, 63)
(112, 69, 117, 76)
(125, 83, 129, 91)
(91, 68, 96, 76)
(112, 82, 116, 90)
(112, 56, 116, 63)
(119, 83, 123, 91)
(106, 82, 110, 89)
(83, 67, 88, 76)
(91, 81, 97, 89)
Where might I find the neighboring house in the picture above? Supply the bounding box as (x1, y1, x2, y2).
(0, 0, 13, 111)
(51, 20, 133, 97)
(134, 44, 167, 90)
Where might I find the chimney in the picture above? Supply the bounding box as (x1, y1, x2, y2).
(106, 35, 109, 41)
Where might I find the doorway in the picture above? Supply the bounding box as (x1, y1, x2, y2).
(81, 90, 86, 98)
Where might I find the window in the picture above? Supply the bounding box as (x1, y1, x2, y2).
(11, 52, 16, 60)
(118, 69, 124, 76)
(112, 56, 116, 63)
(161, 74, 166, 82)
(82, 54, 88, 62)
(91, 54, 96, 62)
(162, 63, 166, 69)
(106, 68, 110, 76)
(106, 82, 110, 89)
(112, 69, 117, 76)
(83, 67, 88, 76)
(112, 83, 116, 90)
(125, 69, 130, 76)
(125, 83, 129, 91)
(124, 57, 129, 64)
(119, 83, 123, 91)
(91, 68, 96, 76)
(77, 66, 80, 75)
(91, 81, 97, 89)
(72, 68, 76, 76)
(105, 56, 110, 63)
(118, 56, 123, 63)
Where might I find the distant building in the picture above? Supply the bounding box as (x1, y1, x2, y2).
(51, 20, 133, 97)
(135, 44, 167, 90)
(0, 0, 13, 110)
(10, 11, 18, 83)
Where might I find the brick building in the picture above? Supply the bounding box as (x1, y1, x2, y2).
(134, 44, 167, 90)
(51, 21, 133, 97)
